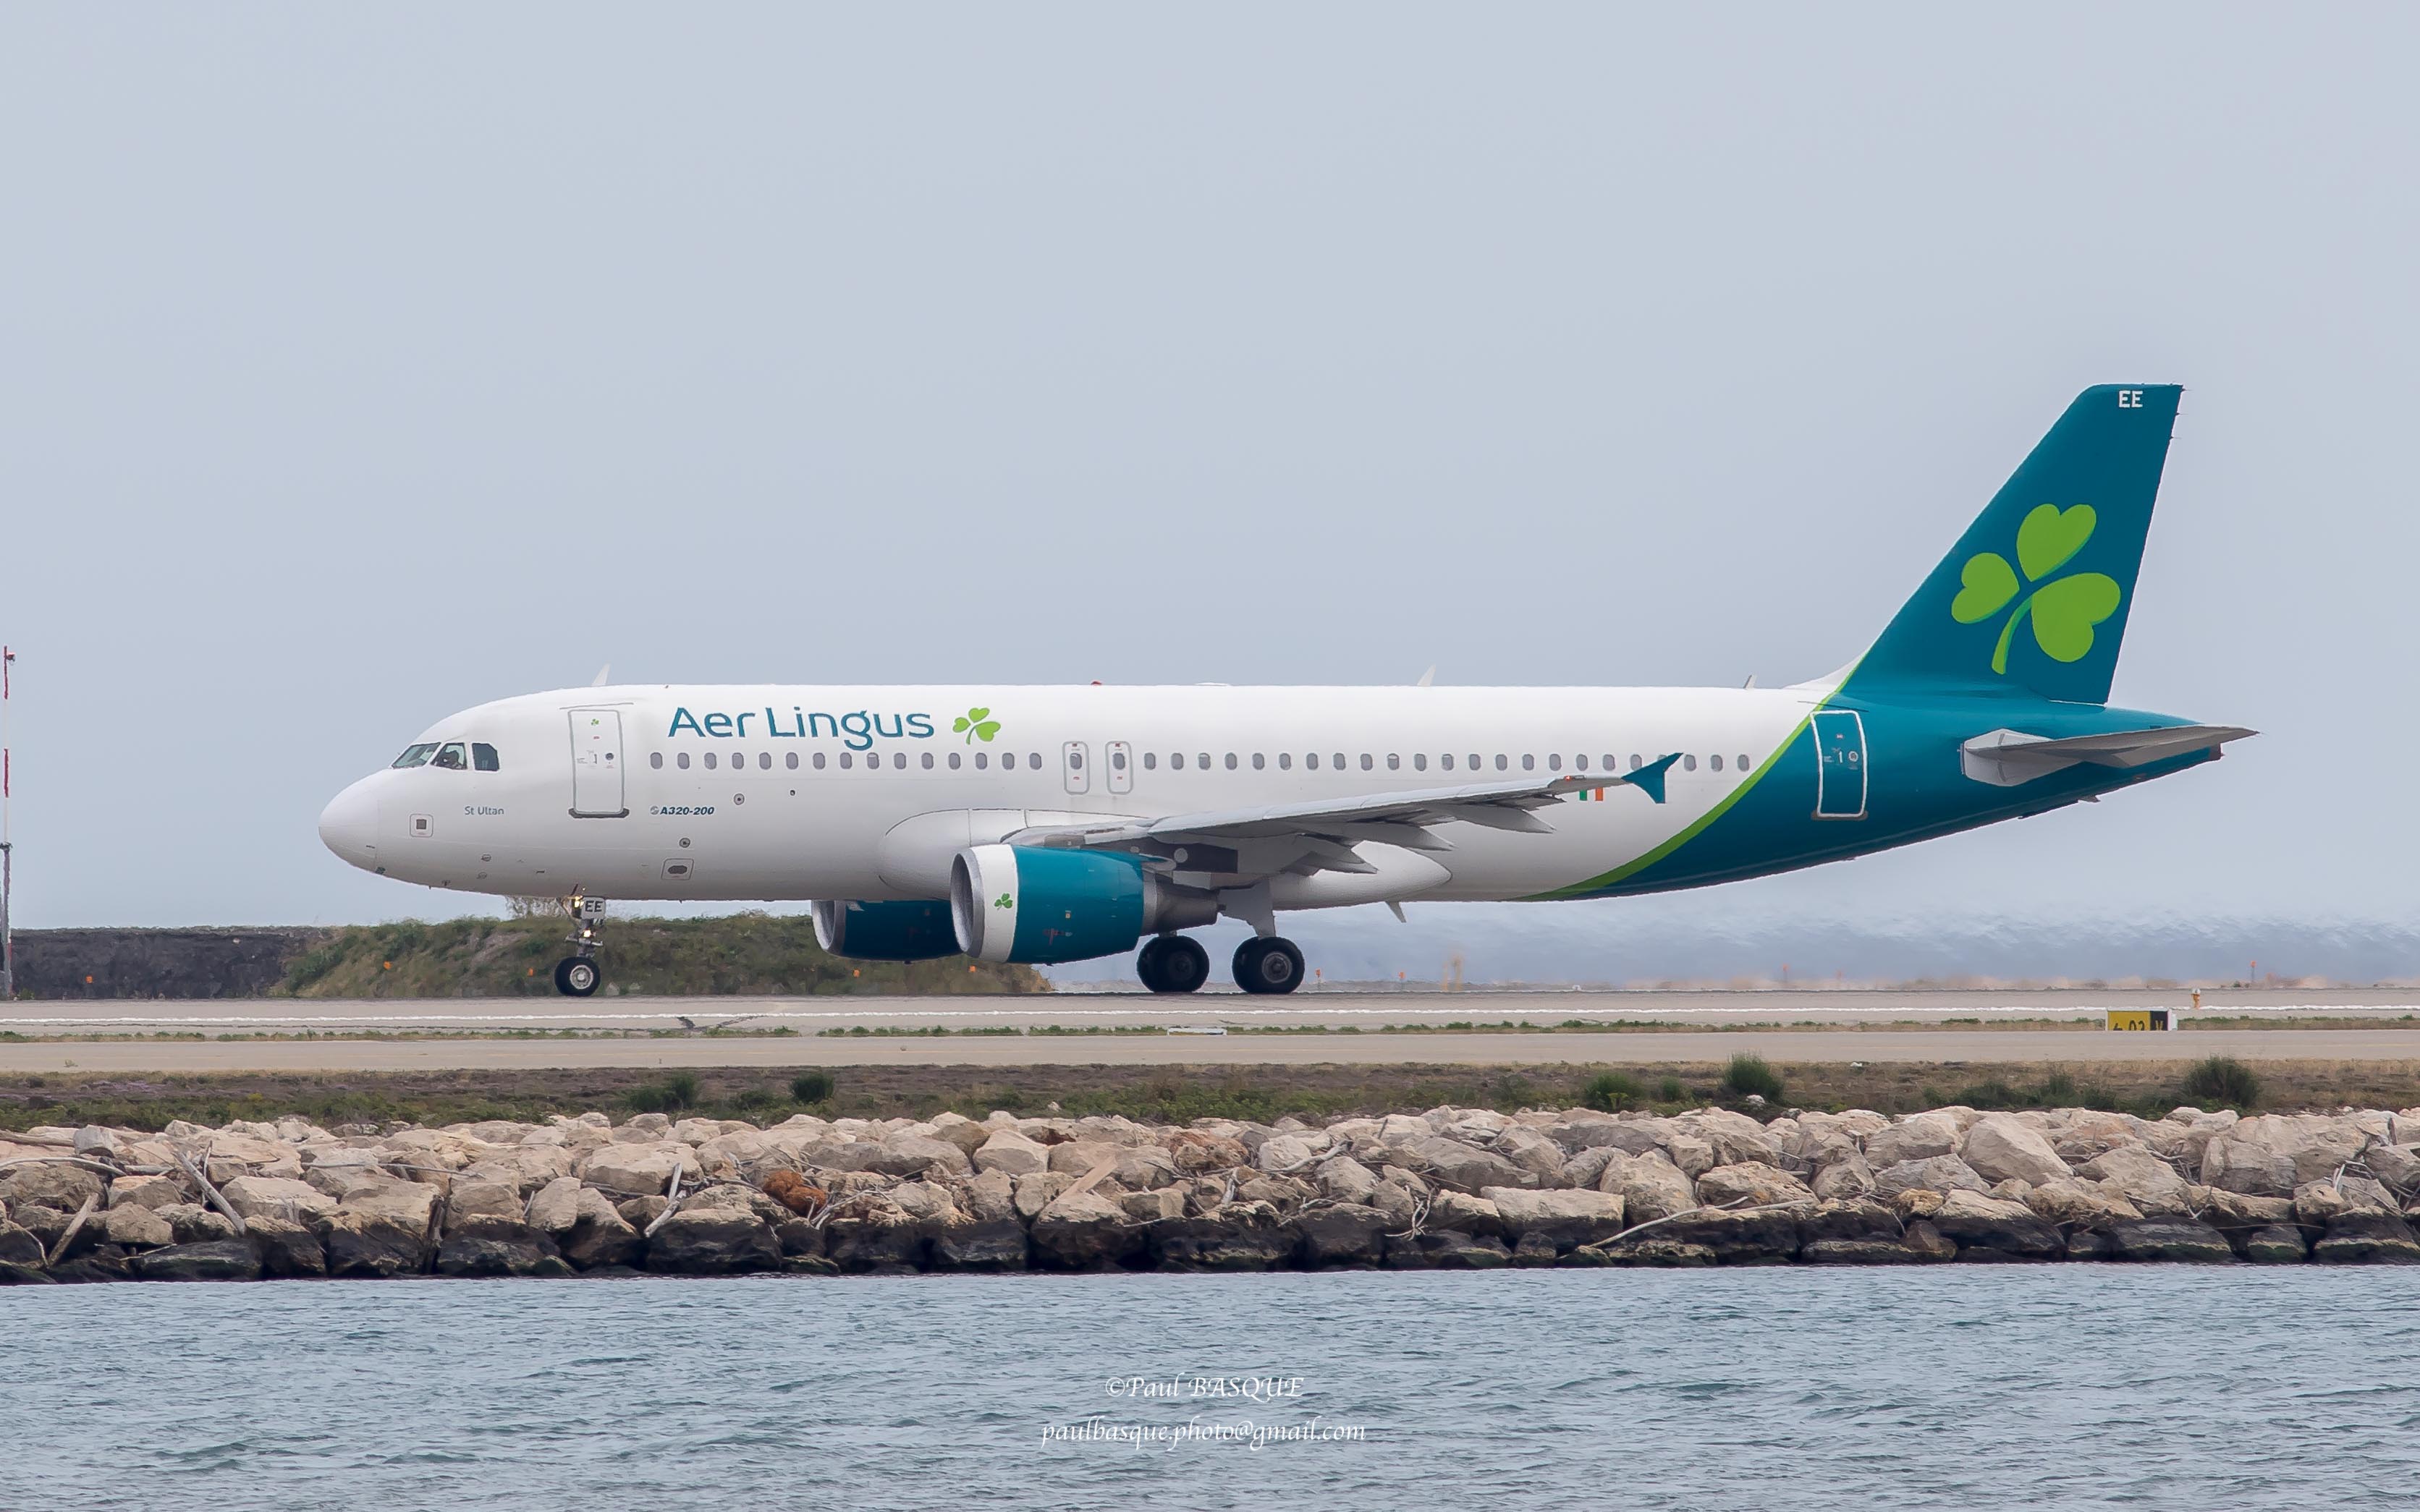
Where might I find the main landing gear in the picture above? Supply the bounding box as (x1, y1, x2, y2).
(1232, 935, 1306, 995)
(553, 895, 607, 998)
(1136, 935, 1211, 994)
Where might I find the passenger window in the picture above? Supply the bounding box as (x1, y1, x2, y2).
(1683, 755, 1698, 771)
(1522, 754, 1536, 771)
(1468, 754, 1481, 770)
(390, 743, 439, 769)
(1387, 754, 1400, 770)
(677, 752, 691, 770)
(948, 752, 960, 770)
(649, 752, 664, 770)
(786, 752, 799, 770)
(431, 743, 468, 770)
(1738, 754, 1753, 772)
(473, 743, 500, 772)
(1629, 755, 1643, 770)
(1413, 754, 1427, 771)
(1196, 752, 1208, 770)
(1001, 752, 1015, 770)
(1112, 749, 1128, 771)
(1602, 755, 1617, 770)
(1575, 755, 1588, 770)
(704, 752, 719, 770)
(1306, 753, 1319, 770)
(1495, 755, 1508, 771)
(975, 752, 988, 770)
(732, 749, 744, 768)
(1332, 752, 1345, 770)
(1224, 753, 1238, 770)
(813, 752, 826, 770)
(1252, 753, 1265, 770)
(760, 752, 772, 770)
(895, 752, 908, 770)
(1441, 754, 1455, 770)
(1278, 753, 1292, 770)
(1070, 749, 1085, 770)
(1172, 752, 1185, 770)
(921, 752, 934, 770)
(1144, 752, 1158, 770)
(1710, 755, 1724, 772)
(1548, 754, 1562, 772)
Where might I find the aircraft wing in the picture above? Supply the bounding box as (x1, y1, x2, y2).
(1003, 755, 1683, 879)
(1960, 724, 2255, 786)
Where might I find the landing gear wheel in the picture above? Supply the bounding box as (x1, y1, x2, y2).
(1138, 935, 1210, 994)
(554, 957, 601, 997)
(1232, 936, 1305, 995)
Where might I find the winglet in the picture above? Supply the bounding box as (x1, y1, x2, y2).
(1620, 752, 1683, 804)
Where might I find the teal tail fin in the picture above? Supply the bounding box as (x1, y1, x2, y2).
(1844, 385, 2180, 705)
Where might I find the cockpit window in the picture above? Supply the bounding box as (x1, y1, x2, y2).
(431, 742, 469, 770)
(473, 742, 500, 772)
(392, 743, 439, 768)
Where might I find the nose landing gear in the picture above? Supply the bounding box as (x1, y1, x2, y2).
(552, 895, 607, 997)
(1135, 935, 1211, 994)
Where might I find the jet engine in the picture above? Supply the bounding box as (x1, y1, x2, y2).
(811, 898, 961, 962)
(949, 844, 1214, 964)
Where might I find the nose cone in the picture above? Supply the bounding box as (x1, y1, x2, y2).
(318, 778, 380, 867)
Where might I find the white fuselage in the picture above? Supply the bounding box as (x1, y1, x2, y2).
(317, 683, 1822, 909)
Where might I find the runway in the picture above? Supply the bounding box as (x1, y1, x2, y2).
(5, 985, 2413, 1037)
(4, 1027, 2419, 1075)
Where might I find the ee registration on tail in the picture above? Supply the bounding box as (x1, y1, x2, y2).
(320, 386, 2249, 997)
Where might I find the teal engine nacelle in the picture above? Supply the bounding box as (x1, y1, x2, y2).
(811, 898, 961, 962)
(949, 844, 1214, 965)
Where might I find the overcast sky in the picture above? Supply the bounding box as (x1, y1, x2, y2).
(2, 8, 2414, 952)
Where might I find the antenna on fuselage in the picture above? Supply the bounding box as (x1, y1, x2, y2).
(591, 665, 611, 687)
(1415, 666, 1435, 688)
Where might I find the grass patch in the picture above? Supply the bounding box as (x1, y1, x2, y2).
(2182, 1056, 2262, 1110)
(1581, 1071, 1642, 1112)
(1722, 1053, 1785, 1102)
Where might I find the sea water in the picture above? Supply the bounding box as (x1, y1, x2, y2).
(4, 1268, 2415, 1510)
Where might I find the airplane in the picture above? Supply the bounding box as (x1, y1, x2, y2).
(318, 384, 2250, 998)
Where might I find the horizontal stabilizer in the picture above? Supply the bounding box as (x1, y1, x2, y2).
(1960, 725, 2255, 787)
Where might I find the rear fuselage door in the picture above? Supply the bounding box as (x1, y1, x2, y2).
(570, 708, 629, 817)
(1812, 709, 1867, 820)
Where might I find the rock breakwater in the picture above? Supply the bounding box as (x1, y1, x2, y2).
(6, 1101, 2420, 1281)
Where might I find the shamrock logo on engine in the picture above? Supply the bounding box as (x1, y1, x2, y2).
(1950, 504, 2123, 675)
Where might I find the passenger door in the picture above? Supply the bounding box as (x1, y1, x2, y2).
(1062, 741, 1091, 796)
(570, 708, 629, 817)
(1105, 740, 1133, 796)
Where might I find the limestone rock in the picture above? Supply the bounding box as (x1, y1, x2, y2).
(1293, 1204, 1392, 1267)
(1313, 1156, 1381, 1205)
(2309, 1210, 2420, 1263)
(106, 1173, 187, 1212)
(1797, 1198, 1900, 1244)
(2199, 1115, 2365, 1197)
(1236, 1175, 1316, 1212)
(1120, 1189, 1185, 1223)
(2241, 1224, 2309, 1263)
(1164, 1130, 1251, 1174)
(1624, 1207, 1797, 1265)
(645, 1209, 779, 1275)
(2105, 1218, 2235, 1263)
(1012, 1173, 1073, 1221)
(0, 1163, 103, 1214)
(526, 1176, 588, 1233)
(325, 1211, 427, 1278)
(1960, 1115, 2071, 1187)
(1662, 1133, 1716, 1178)
(1927, 1190, 2062, 1260)
(1600, 1150, 1698, 1225)
(2023, 1178, 2143, 1228)
(1811, 1152, 1877, 1200)
(437, 1215, 567, 1278)
(559, 1205, 643, 1270)
(1873, 1155, 1990, 1199)
(220, 1176, 338, 1224)
(446, 1178, 523, 1220)
(1426, 1190, 1503, 1238)
(1486, 1127, 1569, 1184)
(2076, 1147, 2191, 1215)
(1673, 1109, 1780, 1169)
(1393, 1135, 1532, 1193)
(1694, 1162, 1814, 1208)
(102, 1205, 174, 1249)
(1151, 1205, 1295, 1271)
(1384, 1231, 1515, 1270)
(337, 1177, 437, 1233)
(130, 1239, 261, 1282)
(973, 1129, 1052, 1177)
(1864, 1112, 1962, 1169)
(160, 1204, 240, 1245)
(1031, 1189, 1142, 1270)
(961, 1170, 1017, 1225)
(1802, 1237, 1925, 1265)
(871, 1131, 973, 1177)
(1900, 1220, 1958, 1262)
(582, 1143, 703, 1197)
(1256, 1134, 1327, 1173)
(1481, 1188, 1626, 1250)
(930, 1219, 1028, 1273)
(2199, 1188, 2295, 1230)
(1559, 1148, 1619, 1191)
(247, 1216, 329, 1278)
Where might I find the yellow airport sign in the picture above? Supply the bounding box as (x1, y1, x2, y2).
(2106, 1009, 2174, 1032)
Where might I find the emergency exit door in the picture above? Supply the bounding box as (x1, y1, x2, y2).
(570, 709, 628, 817)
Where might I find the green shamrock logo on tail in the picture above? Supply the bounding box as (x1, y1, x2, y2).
(952, 706, 1002, 744)
(1952, 504, 2122, 674)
